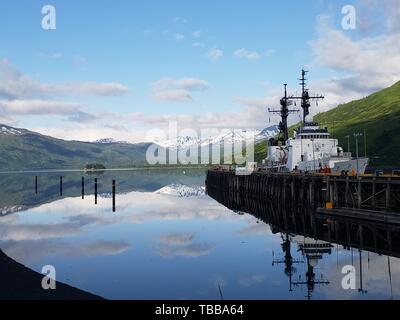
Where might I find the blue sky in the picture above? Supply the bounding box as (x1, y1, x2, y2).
(0, 0, 399, 142)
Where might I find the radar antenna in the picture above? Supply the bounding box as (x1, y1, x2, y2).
(268, 84, 299, 141)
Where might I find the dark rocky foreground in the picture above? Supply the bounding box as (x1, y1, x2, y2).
(0, 250, 103, 300)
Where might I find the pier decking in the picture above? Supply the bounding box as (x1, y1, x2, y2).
(206, 172, 400, 258)
(206, 170, 400, 213)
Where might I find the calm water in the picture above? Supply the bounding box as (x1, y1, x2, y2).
(0, 169, 399, 300)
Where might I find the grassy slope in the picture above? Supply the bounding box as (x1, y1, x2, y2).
(0, 133, 151, 170)
(255, 81, 400, 166)
(313, 81, 400, 166)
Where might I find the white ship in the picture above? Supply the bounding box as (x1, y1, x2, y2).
(264, 69, 369, 175)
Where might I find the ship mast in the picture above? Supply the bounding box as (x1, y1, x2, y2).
(292, 69, 325, 124)
(268, 84, 299, 141)
(268, 69, 324, 142)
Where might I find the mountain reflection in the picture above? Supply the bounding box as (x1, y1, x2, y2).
(0, 169, 206, 215)
(0, 170, 399, 299)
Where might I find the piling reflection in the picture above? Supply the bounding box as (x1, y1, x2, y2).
(0, 170, 398, 299)
(207, 184, 400, 299)
(0, 169, 206, 216)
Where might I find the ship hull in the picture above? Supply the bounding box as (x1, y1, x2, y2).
(298, 158, 369, 175)
(331, 158, 369, 175)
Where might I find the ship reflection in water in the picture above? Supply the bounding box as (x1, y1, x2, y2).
(0, 170, 399, 300)
(207, 183, 400, 300)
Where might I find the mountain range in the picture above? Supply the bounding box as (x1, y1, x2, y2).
(0, 124, 151, 171)
(154, 125, 279, 150)
(0, 124, 278, 170)
(1, 79, 399, 170)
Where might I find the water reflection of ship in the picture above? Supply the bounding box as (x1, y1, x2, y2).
(273, 233, 332, 299)
(208, 185, 400, 258)
(207, 188, 400, 298)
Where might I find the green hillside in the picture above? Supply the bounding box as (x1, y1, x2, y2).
(0, 127, 151, 171)
(314, 81, 400, 166)
(255, 81, 400, 166)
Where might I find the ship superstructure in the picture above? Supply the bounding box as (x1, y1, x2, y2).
(265, 69, 369, 174)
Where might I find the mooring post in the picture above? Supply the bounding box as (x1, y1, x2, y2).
(35, 176, 38, 194)
(334, 177, 338, 207)
(357, 177, 362, 209)
(346, 222, 351, 247)
(386, 178, 391, 210)
(94, 178, 98, 205)
(309, 178, 314, 204)
(373, 227, 378, 252)
(372, 177, 376, 209)
(81, 177, 85, 199)
(112, 180, 116, 212)
(60, 176, 63, 196)
(326, 176, 330, 202)
(283, 176, 287, 203)
(387, 230, 393, 252)
(327, 221, 332, 244)
(335, 221, 339, 243)
(291, 178, 295, 205)
(344, 176, 349, 207)
(359, 225, 364, 250)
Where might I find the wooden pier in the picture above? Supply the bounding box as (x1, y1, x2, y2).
(206, 170, 400, 213)
(206, 175, 400, 258)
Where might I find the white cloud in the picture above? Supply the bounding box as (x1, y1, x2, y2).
(234, 96, 273, 108)
(157, 233, 195, 246)
(151, 77, 210, 103)
(157, 242, 214, 258)
(192, 42, 205, 48)
(153, 89, 193, 102)
(265, 49, 276, 56)
(173, 17, 188, 24)
(36, 52, 63, 59)
(0, 59, 129, 99)
(235, 12, 400, 119)
(70, 82, 129, 96)
(153, 78, 209, 91)
(238, 275, 266, 287)
(174, 33, 185, 41)
(73, 54, 86, 67)
(310, 18, 400, 77)
(206, 48, 224, 61)
(192, 30, 202, 38)
(0, 99, 82, 116)
(354, 0, 400, 34)
(306, 14, 400, 112)
(142, 29, 152, 37)
(234, 48, 262, 60)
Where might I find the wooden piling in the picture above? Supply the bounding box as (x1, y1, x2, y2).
(95, 178, 98, 205)
(112, 180, 116, 212)
(81, 177, 85, 199)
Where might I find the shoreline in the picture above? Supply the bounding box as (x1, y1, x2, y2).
(0, 166, 212, 175)
(0, 250, 103, 300)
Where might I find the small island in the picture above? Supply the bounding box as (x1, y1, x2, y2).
(84, 163, 106, 173)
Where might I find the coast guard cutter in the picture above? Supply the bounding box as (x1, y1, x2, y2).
(265, 69, 369, 174)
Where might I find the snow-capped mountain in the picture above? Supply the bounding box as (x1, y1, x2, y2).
(155, 125, 279, 150)
(156, 184, 206, 198)
(0, 205, 27, 216)
(93, 138, 130, 144)
(0, 125, 31, 136)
